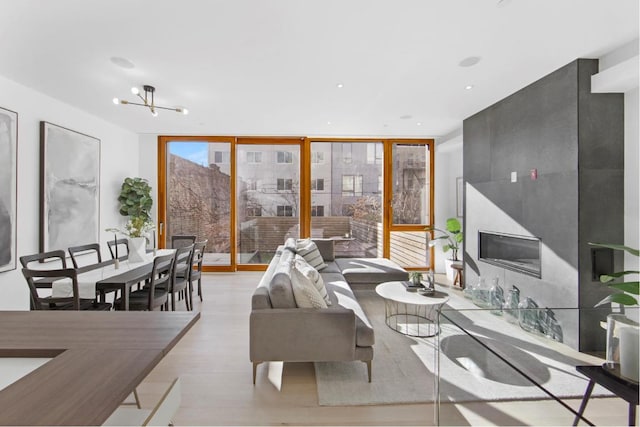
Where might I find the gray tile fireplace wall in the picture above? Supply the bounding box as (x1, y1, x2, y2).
(463, 59, 624, 352)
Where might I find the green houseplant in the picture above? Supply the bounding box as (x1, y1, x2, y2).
(106, 177, 155, 262)
(589, 243, 639, 307)
(426, 217, 463, 261)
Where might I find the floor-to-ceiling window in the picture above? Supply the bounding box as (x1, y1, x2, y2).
(158, 136, 433, 272)
(158, 136, 234, 271)
(235, 138, 301, 267)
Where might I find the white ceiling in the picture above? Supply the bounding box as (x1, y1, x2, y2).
(0, 0, 637, 138)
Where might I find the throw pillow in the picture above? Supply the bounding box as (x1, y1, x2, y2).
(290, 262, 328, 309)
(296, 239, 327, 271)
(295, 255, 331, 306)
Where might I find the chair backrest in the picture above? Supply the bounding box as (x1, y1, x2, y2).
(21, 267, 80, 310)
(68, 243, 102, 269)
(173, 244, 195, 285)
(107, 238, 129, 260)
(19, 250, 67, 269)
(193, 240, 207, 271)
(146, 253, 175, 310)
(171, 235, 196, 249)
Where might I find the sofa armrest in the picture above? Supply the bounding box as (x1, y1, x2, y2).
(250, 308, 357, 362)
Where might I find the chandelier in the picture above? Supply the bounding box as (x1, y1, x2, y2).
(113, 85, 188, 116)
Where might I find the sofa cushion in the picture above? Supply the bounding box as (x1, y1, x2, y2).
(324, 277, 374, 347)
(296, 239, 327, 271)
(283, 237, 297, 253)
(295, 255, 331, 305)
(312, 238, 335, 261)
(268, 249, 297, 308)
(335, 258, 408, 284)
(290, 262, 328, 309)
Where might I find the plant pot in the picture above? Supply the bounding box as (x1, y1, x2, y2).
(444, 259, 457, 281)
(605, 314, 639, 382)
(128, 237, 147, 263)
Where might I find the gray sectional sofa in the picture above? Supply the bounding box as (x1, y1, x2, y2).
(250, 238, 408, 384)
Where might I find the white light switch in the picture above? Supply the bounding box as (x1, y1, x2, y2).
(511, 171, 517, 183)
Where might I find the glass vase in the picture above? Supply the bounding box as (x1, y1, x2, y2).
(503, 285, 520, 324)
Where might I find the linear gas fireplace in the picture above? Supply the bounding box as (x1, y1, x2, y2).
(478, 231, 541, 278)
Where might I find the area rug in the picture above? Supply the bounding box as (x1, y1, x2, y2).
(314, 289, 609, 406)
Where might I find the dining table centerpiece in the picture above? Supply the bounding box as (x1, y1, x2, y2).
(106, 177, 155, 263)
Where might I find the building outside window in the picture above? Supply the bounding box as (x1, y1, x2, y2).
(342, 175, 363, 196)
(277, 151, 293, 164)
(246, 207, 262, 216)
(311, 205, 324, 217)
(342, 143, 352, 164)
(246, 151, 262, 163)
(311, 178, 324, 191)
(366, 143, 383, 164)
(277, 178, 293, 191)
(311, 151, 324, 164)
(277, 205, 293, 216)
(213, 151, 229, 164)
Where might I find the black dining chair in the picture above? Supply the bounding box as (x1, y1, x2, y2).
(107, 238, 129, 260)
(19, 250, 69, 309)
(189, 240, 207, 305)
(21, 267, 112, 311)
(115, 253, 173, 311)
(68, 243, 102, 269)
(161, 244, 194, 311)
(171, 235, 196, 249)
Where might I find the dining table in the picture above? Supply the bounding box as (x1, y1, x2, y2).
(51, 249, 176, 310)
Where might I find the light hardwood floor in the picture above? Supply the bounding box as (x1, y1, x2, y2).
(134, 272, 634, 426)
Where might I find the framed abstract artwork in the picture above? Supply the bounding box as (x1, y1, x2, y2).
(0, 107, 18, 273)
(40, 122, 100, 253)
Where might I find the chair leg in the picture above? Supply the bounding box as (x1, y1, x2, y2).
(363, 360, 372, 382)
(198, 278, 203, 302)
(252, 362, 261, 385)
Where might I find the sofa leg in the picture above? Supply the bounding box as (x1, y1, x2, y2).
(252, 361, 261, 385)
(363, 360, 372, 382)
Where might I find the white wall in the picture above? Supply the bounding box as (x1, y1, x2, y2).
(433, 140, 463, 273)
(0, 75, 139, 310)
(138, 134, 159, 226)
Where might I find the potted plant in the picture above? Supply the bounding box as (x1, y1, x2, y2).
(589, 242, 639, 382)
(106, 177, 155, 262)
(426, 217, 463, 281)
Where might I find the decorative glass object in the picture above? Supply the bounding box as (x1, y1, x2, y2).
(518, 297, 542, 334)
(463, 277, 476, 299)
(539, 308, 563, 342)
(503, 285, 520, 324)
(472, 277, 491, 308)
(489, 277, 504, 315)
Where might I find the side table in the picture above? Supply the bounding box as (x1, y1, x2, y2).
(375, 281, 449, 338)
(573, 364, 639, 426)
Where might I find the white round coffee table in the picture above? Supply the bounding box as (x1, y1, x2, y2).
(375, 281, 449, 338)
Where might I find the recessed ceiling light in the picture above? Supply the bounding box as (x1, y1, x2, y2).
(400, 114, 412, 120)
(110, 56, 135, 69)
(417, 122, 422, 126)
(327, 121, 332, 125)
(465, 85, 474, 90)
(336, 83, 344, 88)
(459, 56, 481, 67)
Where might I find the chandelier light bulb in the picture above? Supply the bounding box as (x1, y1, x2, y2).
(152, 110, 158, 117)
(131, 87, 140, 95)
(181, 108, 189, 115)
(112, 97, 119, 104)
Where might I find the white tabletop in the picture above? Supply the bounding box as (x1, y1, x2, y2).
(375, 281, 449, 306)
(51, 249, 175, 299)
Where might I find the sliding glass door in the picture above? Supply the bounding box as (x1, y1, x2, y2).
(236, 138, 301, 266)
(158, 136, 234, 271)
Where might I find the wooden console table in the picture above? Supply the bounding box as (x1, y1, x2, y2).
(0, 311, 199, 426)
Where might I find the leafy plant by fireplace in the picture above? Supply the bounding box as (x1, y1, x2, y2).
(589, 242, 639, 306)
(426, 217, 463, 261)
